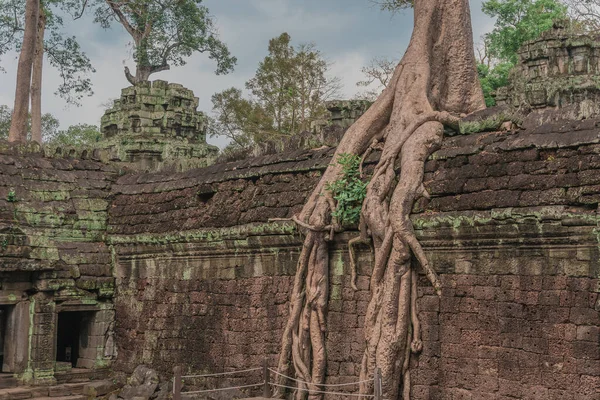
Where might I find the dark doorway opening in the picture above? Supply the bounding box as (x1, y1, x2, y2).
(56, 312, 83, 367)
(0, 307, 7, 369)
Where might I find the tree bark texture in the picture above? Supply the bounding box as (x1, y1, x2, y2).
(8, 0, 40, 143)
(124, 64, 170, 85)
(30, 8, 46, 144)
(276, 1, 485, 399)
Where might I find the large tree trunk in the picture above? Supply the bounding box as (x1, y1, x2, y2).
(276, 1, 484, 399)
(30, 8, 46, 144)
(8, 0, 40, 143)
(124, 64, 170, 86)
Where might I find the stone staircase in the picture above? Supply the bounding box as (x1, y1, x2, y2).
(0, 376, 18, 390)
(0, 378, 116, 400)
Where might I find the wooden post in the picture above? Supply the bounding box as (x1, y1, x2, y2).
(374, 368, 382, 400)
(263, 358, 271, 398)
(173, 366, 182, 400)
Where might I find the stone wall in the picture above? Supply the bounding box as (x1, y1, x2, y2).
(106, 119, 600, 398)
(0, 142, 118, 384)
(1, 23, 599, 400)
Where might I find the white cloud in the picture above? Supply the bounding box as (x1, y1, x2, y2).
(327, 51, 370, 99)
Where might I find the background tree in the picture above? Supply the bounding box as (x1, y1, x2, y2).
(480, 0, 567, 105)
(45, 123, 101, 146)
(211, 33, 340, 151)
(0, 104, 59, 141)
(1, 0, 95, 142)
(483, 0, 568, 64)
(7, 0, 38, 142)
(208, 87, 274, 151)
(275, 0, 485, 398)
(246, 33, 295, 133)
(245, 33, 340, 135)
(565, 0, 600, 30)
(292, 43, 342, 132)
(93, 0, 236, 85)
(355, 56, 398, 100)
(0, 105, 12, 137)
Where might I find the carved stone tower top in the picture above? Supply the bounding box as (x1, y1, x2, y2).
(99, 80, 218, 172)
(496, 21, 600, 117)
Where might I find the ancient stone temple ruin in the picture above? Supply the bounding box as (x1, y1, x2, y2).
(0, 25, 598, 400)
(98, 80, 218, 172)
(496, 21, 600, 119)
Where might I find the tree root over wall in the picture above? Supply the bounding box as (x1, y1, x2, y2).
(276, 1, 486, 399)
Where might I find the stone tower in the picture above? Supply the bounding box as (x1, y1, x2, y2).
(99, 80, 218, 172)
(496, 22, 600, 119)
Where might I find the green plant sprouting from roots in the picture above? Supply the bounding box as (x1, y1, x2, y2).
(325, 154, 368, 226)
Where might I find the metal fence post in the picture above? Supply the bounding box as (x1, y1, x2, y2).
(173, 366, 182, 400)
(263, 358, 272, 398)
(374, 368, 382, 400)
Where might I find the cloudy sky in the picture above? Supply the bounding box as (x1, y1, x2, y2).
(0, 0, 494, 148)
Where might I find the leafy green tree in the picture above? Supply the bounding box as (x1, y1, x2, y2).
(480, 0, 567, 105)
(0, 0, 95, 100)
(208, 87, 274, 149)
(1, 0, 95, 142)
(245, 33, 296, 133)
(483, 0, 568, 64)
(93, 0, 236, 84)
(45, 123, 101, 146)
(211, 33, 340, 151)
(245, 33, 340, 135)
(0, 104, 59, 141)
(5, 0, 38, 143)
(477, 62, 514, 107)
(0, 106, 11, 137)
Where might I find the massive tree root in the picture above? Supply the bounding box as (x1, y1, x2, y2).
(276, 1, 485, 399)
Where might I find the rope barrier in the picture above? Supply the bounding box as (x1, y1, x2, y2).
(269, 382, 375, 398)
(173, 363, 382, 400)
(181, 367, 262, 379)
(268, 368, 372, 387)
(183, 383, 263, 395)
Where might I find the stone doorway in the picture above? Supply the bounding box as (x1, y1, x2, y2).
(0, 304, 21, 374)
(56, 311, 94, 368)
(0, 307, 16, 388)
(0, 307, 7, 370)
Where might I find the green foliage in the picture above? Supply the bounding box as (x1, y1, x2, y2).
(210, 32, 340, 153)
(0, 106, 99, 146)
(477, 0, 567, 105)
(94, 0, 236, 78)
(477, 62, 513, 106)
(482, 0, 568, 64)
(45, 123, 101, 146)
(245, 33, 340, 135)
(208, 87, 275, 150)
(0, 0, 95, 105)
(326, 154, 368, 226)
(6, 188, 16, 202)
(0, 105, 11, 137)
(0, 105, 60, 141)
